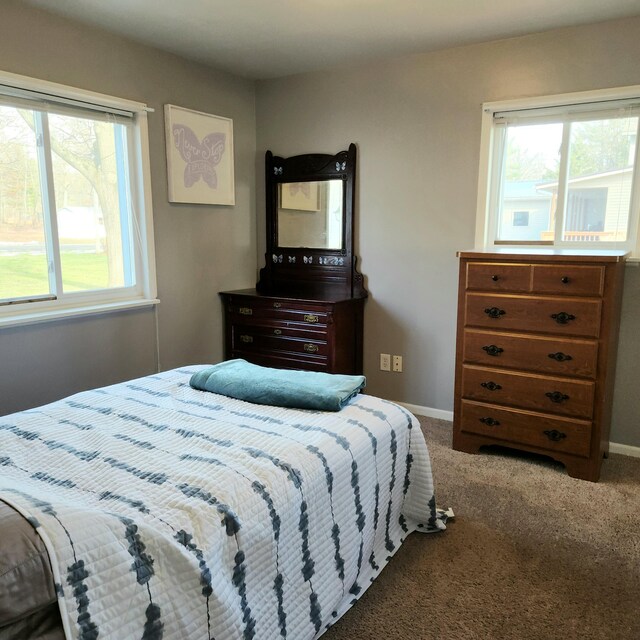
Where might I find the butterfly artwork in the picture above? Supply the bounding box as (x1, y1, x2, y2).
(280, 181, 320, 211)
(287, 182, 311, 199)
(172, 124, 225, 189)
(165, 105, 235, 205)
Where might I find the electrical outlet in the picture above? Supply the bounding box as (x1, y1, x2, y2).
(392, 355, 403, 372)
(380, 353, 391, 371)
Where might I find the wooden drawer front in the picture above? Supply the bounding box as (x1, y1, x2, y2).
(532, 265, 604, 296)
(233, 321, 328, 341)
(230, 351, 329, 372)
(461, 365, 595, 419)
(460, 400, 592, 457)
(464, 293, 601, 338)
(466, 263, 531, 292)
(231, 326, 329, 356)
(463, 329, 598, 378)
(229, 305, 330, 326)
(226, 297, 331, 325)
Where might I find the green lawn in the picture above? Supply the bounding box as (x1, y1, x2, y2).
(0, 252, 110, 299)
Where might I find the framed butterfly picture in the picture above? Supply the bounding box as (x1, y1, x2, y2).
(279, 181, 320, 211)
(164, 104, 235, 205)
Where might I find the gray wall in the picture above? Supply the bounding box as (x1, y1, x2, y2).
(0, 1, 257, 414)
(1, 3, 638, 448)
(256, 17, 640, 446)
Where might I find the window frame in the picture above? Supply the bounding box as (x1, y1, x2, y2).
(0, 70, 158, 328)
(475, 85, 640, 261)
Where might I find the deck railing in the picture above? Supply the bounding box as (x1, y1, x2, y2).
(539, 231, 625, 242)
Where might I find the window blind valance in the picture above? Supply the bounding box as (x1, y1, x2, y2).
(491, 98, 640, 125)
(0, 70, 152, 122)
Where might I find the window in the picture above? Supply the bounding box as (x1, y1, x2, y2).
(477, 86, 640, 257)
(512, 211, 529, 227)
(0, 71, 157, 327)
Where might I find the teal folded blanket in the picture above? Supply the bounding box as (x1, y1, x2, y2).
(190, 359, 366, 411)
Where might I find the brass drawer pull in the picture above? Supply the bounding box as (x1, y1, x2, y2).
(304, 343, 319, 353)
(491, 275, 499, 281)
(561, 276, 570, 284)
(548, 352, 573, 362)
(551, 311, 576, 324)
(545, 391, 570, 403)
(480, 381, 502, 391)
(238, 307, 253, 316)
(482, 344, 504, 357)
(479, 417, 500, 427)
(273, 329, 282, 335)
(543, 429, 567, 442)
(239, 335, 253, 343)
(304, 314, 319, 324)
(484, 307, 506, 319)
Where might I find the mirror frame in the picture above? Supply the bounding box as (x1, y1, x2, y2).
(258, 143, 366, 298)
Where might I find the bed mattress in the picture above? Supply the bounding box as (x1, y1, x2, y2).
(0, 366, 444, 639)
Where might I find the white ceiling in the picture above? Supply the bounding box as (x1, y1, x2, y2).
(19, 0, 640, 79)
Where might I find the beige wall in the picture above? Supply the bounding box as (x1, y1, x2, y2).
(256, 17, 640, 446)
(0, 0, 257, 414)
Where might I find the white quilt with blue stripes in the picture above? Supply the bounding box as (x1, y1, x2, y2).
(0, 366, 445, 639)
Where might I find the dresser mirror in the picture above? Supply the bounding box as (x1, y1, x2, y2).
(277, 179, 343, 250)
(221, 143, 366, 375)
(258, 143, 366, 298)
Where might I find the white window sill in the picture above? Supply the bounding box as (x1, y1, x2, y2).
(0, 298, 160, 329)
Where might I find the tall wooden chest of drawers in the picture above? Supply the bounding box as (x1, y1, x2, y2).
(452, 250, 627, 481)
(220, 289, 365, 374)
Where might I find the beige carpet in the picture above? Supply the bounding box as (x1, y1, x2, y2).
(323, 417, 640, 640)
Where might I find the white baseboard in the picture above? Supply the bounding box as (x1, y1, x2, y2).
(398, 402, 454, 423)
(609, 442, 640, 458)
(398, 403, 640, 459)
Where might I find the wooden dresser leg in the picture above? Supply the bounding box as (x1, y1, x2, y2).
(452, 430, 484, 455)
(562, 457, 600, 482)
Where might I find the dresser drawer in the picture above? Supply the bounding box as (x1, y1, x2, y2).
(463, 329, 598, 378)
(227, 298, 331, 326)
(464, 293, 602, 338)
(466, 262, 531, 292)
(531, 264, 604, 296)
(461, 365, 595, 419)
(460, 400, 592, 457)
(229, 350, 329, 372)
(231, 325, 329, 356)
(232, 320, 328, 340)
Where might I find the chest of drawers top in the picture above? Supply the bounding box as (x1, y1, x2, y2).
(458, 248, 626, 292)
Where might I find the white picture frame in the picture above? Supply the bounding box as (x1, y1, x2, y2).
(164, 104, 235, 205)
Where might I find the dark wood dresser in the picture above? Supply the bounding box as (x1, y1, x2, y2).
(452, 249, 627, 481)
(220, 289, 364, 374)
(221, 144, 366, 375)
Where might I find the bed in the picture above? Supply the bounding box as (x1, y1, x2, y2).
(0, 365, 446, 639)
